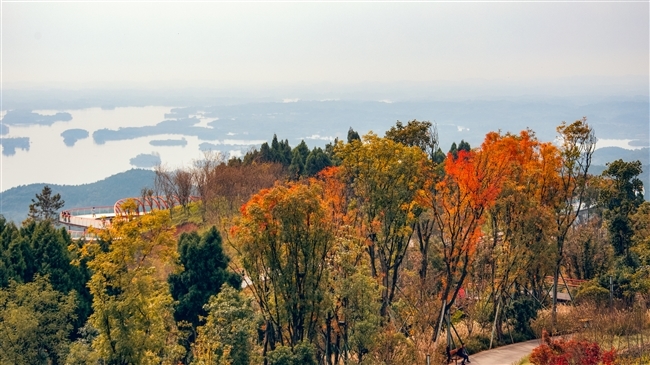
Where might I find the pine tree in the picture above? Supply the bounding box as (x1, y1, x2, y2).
(168, 226, 241, 329)
(27, 186, 64, 223)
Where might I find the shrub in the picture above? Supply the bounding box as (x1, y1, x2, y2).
(575, 284, 610, 306)
(464, 334, 491, 354)
(529, 330, 616, 365)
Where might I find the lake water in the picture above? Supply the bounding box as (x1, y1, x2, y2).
(1, 106, 267, 191)
(1, 104, 647, 192)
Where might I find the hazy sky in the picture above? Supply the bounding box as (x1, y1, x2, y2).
(3, 2, 648, 91)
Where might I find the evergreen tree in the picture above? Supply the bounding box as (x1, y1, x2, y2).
(347, 127, 361, 143)
(288, 149, 305, 180)
(304, 147, 332, 176)
(458, 139, 471, 152)
(449, 142, 458, 159)
(0, 216, 20, 287)
(271, 134, 283, 164)
(260, 142, 273, 163)
(27, 185, 64, 223)
(280, 139, 292, 166)
(324, 137, 342, 166)
(168, 226, 242, 329)
(293, 140, 310, 163)
(433, 147, 446, 164)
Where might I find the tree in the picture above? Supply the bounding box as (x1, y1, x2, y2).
(169, 226, 242, 330)
(235, 182, 334, 350)
(83, 201, 185, 364)
(600, 159, 644, 257)
(27, 185, 65, 223)
(385, 120, 436, 157)
(337, 133, 427, 316)
(549, 118, 595, 330)
(631, 201, 650, 264)
(630, 202, 650, 298)
(293, 140, 310, 163)
(304, 147, 332, 176)
(564, 220, 612, 280)
(424, 133, 510, 341)
(175, 169, 195, 213)
(475, 130, 557, 340)
(0, 217, 92, 332)
(191, 285, 256, 365)
(192, 150, 224, 222)
(288, 149, 305, 180)
(0, 276, 77, 365)
(385, 120, 440, 285)
(0, 216, 21, 287)
(347, 128, 361, 143)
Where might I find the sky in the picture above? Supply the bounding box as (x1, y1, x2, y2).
(3, 2, 649, 92)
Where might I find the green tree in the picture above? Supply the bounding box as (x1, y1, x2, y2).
(0, 276, 77, 365)
(304, 147, 332, 176)
(458, 140, 471, 152)
(0, 216, 20, 287)
(260, 142, 273, 163)
(27, 185, 65, 223)
(191, 285, 256, 365)
(0, 218, 92, 332)
(288, 149, 305, 180)
(168, 226, 242, 329)
(347, 127, 361, 143)
(268, 135, 292, 166)
(600, 159, 644, 257)
(266, 342, 317, 365)
(564, 220, 612, 280)
(324, 138, 342, 166)
(293, 140, 310, 163)
(385, 120, 436, 156)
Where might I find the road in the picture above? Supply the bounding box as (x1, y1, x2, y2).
(468, 338, 543, 365)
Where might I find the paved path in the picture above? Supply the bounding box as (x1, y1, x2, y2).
(469, 338, 543, 365)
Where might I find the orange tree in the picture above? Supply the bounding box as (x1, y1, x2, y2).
(475, 130, 559, 340)
(422, 134, 511, 342)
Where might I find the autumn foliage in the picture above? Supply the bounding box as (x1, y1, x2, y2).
(530, 330, 616, 365)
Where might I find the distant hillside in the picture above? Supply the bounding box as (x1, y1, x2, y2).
(0, 169, 155, 224)
(592, 147, 649, 166)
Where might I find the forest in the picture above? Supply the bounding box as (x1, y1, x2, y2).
(0, 119, 648, 365)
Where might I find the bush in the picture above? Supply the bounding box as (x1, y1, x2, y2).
(575, 284, 610, 306)
(530, 330, 616, 365)
(505, 293, 541, 338)
(464, 334, 491, 354)
(531, 306, 582, 336)
(266, 342, 316, 365)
